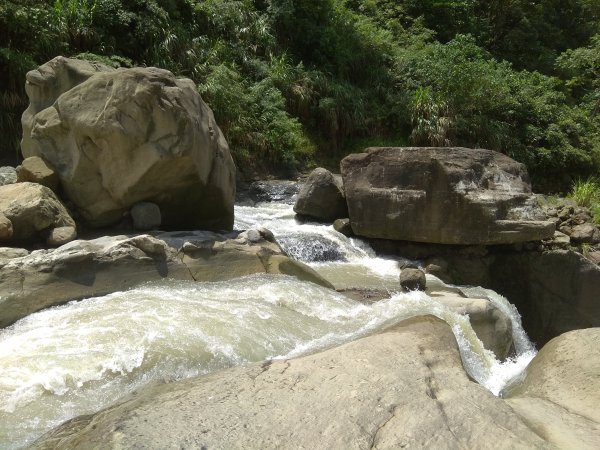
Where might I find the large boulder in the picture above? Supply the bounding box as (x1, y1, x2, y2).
(294, 168, 348, 221)
(506, 328, 600, 450)
(0, 182, 75, 243)
(32, 316, 551, 449)
(0, 230, 332, 328)
(341, 147, 555, 245)
(21, 56, 235, 230)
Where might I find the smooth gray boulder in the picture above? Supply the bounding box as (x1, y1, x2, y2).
(21, 56, 235, 231)
(32, 316, 551, 450)
(340, 147, 555, 245)
(0, 230, 332, 328)
(505, 328, 600, 450)
(130, 202, 161, 231)
(294, 168, 348, 221)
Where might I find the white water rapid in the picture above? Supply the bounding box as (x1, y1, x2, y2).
(0, 192, 536, 449)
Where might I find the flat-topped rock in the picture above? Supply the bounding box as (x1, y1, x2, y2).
(341, 147, 555, 245)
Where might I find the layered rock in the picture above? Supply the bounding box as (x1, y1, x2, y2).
(506, 328, 600, 449)
(0, 182, 75, 243)
(0, 230, 331, 328)
(32, 316, 550, 450)
(341, 147, 555, 245)
(21, 56, 235, 230)
(294, 168, 348, 221)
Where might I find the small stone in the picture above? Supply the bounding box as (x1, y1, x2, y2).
(46, 226, 77, 247)
(257, 227, 275, 243)
(558, 206, 573, 221)
(333, 218, 353, 237)
(246, 229, 262, 243)
(550, 231, 571, 249)
(16, 156, 59, 191)
(131, 202, 161, 231)
(0, 166, 17, 186)
(400, 268, 427, 292)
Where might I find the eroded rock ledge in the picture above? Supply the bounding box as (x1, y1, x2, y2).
(0, 231, 331, 328)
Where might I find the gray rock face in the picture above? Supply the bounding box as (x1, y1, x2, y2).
(341, 147, 555, 245)
(294, 168, 348, 221)
(0, 182, 75, 243)
(21, 56, 235, 231)
(46, 226, 77, 247)
(506, 328, 600, 450)
(32, 316, 551, 450)
(448, 249, 600, 346)
(0, 231, 332, 328)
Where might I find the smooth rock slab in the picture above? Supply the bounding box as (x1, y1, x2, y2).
(506, 328, 600, 449)
(32, 316, 551, 450)
(341, 147, 555, 245)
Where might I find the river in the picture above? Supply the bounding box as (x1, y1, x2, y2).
(0, 188, 536, 449)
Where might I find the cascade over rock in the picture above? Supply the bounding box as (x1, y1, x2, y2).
(21, 56, 235, 230)
(341, 147, 555, 245)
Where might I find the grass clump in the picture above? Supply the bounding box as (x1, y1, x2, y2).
(569, 177, 600, 208)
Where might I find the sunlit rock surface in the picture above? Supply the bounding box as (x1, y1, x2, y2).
(21, 56, 235, 230)
(341, 147, 555, 245)
(506, 328, 600, 449)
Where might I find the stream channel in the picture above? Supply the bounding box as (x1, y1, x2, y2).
(0, 184, 536, 449)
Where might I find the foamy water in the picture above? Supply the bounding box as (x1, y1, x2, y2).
(1, 274, 531, 448)
(0, 199, 536, 448)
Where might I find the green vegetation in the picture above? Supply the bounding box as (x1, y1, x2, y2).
(1, 0, 599, 188)
(569, 177, 600, 224)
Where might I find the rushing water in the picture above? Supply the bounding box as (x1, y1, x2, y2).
(0, 195, 536, 449)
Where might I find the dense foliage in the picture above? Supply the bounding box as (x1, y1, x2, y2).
(1, 0, 599, 189)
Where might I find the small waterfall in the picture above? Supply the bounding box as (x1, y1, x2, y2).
(0, 275, 526, 449)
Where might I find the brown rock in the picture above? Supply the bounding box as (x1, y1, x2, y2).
(0, 213, 13, 240)
(16, 156, 59, 192)
(341, 147, 555, 245)
(294, 168, 348, 221)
